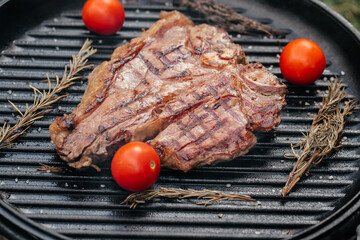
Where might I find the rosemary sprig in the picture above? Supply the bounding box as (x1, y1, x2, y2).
(122, 187, 255, 208)
(37, 163, 63, 173)
(282, 79, 358, 196)
(179, 0, 286, 36)
(0, 39, 96, 149)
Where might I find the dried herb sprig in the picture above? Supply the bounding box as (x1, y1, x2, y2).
(179, 0, 286, 37)
(37, 163, 63, 173)
(0, 39, 96, 149)
(122, 187, 255, 208)
(282, 79, 358, 196)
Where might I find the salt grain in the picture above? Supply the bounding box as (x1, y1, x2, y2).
(255, 231, 261, 235)
(100, 184, 106, 188)
(218, 213, 223, 218)
(276, 54, 280, 58)
(226, 183, 231, 188)
(64, 182, 69, 187)
(7, 90, 12, 95)
(15, 178, 18, 183)
(98, 39, 103, 44)
(237, 34, 241, 38)
(136, 9, 140, 13)
(281, 160, 285, 163)
(55, 46, 60, 51)
(319, 176, 323, 179)
(248, 45, 253, 49)
(25, 180, 30, 184)
(341, 71, 345, 76)
(328, 176, 334, 180)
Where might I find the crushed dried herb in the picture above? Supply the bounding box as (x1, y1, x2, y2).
(282, 79, 358, 196)
(122, 187, 255, 208)
(0, 39, 96, 149)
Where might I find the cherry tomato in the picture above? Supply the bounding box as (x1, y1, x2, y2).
(279, 39, 326, 85)
(82, 0, 125, 35)
(111, 142, 160, 192)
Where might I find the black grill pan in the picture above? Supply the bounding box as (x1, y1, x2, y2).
(1, 0, 360, 239)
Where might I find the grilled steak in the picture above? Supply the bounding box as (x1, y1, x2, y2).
(49, 10, 287, 172)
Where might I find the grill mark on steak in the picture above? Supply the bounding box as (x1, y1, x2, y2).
(202, 98, 243, 143)
(152, 50, 173, 70)
(49, 10, 287, 172)
(116, 90, 151, 110)
(111, 53, 138, 73)
(138, 53, 160, 75)
(173, 49, 191, 62)
(177, 120, 197, 142)
(219, 97, 243, 123)
(194, 119, 225, 146)
(165, 43, 185, 54)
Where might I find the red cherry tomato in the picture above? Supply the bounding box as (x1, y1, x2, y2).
(280, 39, 326, 85)
(111, 142, 160, 192)
(82, 0, 125, 35)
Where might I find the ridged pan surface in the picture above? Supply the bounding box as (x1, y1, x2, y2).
(0, 0, 359, 239)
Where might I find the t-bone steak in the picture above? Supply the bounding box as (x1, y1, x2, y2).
(49, 10, 287, 172)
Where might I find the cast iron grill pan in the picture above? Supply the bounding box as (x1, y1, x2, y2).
(0, 0, 360, 239)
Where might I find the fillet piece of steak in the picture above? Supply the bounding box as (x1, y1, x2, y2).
(49, 10, 287, 172)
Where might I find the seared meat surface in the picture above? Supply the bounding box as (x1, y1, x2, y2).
(49, 11, 287, 172)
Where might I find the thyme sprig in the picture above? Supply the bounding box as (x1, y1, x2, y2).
(282, 79, 358, 196)
(122, 187, 255, 208)
(179, 0, 286, 36)
(0, 39, 96, 149)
